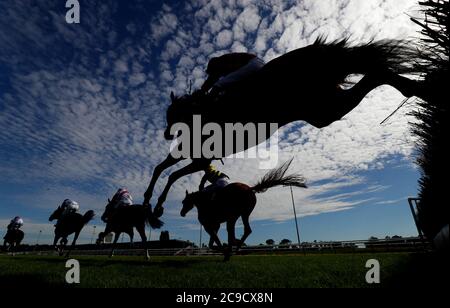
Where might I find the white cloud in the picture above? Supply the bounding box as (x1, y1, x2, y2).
(216, 29, 233, 48)
(114, 59, 129, 73)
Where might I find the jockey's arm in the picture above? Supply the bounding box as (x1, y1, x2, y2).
(200, 74, 220, 93)
(199, 174, 208, 191)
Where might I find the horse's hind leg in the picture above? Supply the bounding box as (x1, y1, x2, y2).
(136, 225, 149, 260)
(128, 230, 134, 248)
(237, 215, 252, 250)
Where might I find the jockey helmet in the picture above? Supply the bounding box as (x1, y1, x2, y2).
(13, 216, 24, 226)
(205, 165, 229, 182)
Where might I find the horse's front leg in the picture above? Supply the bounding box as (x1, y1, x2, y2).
(154, 159, 211, 217)
(225, 219, 238, 261)
(136, 225, 149, 260)
(65, 231, 80, 258)
(110, 232, 120, 258)
(208, 224, 221, 250)
(59, 237, 68, 256)
(52, 234, 62, 255)
(143, 154, 184, 206)
(204, 226, 223, 252)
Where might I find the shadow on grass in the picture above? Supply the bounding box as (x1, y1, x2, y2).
(27, 255, 211, 269)
(0, 274, 66, 288)
(383, 252, 448, 287)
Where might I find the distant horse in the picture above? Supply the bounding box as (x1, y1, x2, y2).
(49, 207, 95, 257)
(99, 200, 163, 259)
(144, 38, 423, 216)
(180, 159, 306, 261)
(3, 229, 24, 254)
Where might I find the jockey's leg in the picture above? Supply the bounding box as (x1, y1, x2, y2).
(214, 58, 265, 90)
(144, 154, 184, 206)
(154, 159, 211, 217)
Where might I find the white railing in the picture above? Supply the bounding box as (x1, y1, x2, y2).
(1, 236, 429, 257)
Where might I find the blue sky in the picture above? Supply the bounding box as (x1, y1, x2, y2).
(0, 0, 423, 245)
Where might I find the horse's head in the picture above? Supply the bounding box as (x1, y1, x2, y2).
(164, 91, 197, 140)
(101, 198, 117, 223)
(49, 206, 63, 221)
(180, 190, 198, 217)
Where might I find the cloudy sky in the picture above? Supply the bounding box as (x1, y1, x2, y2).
(0, 0, 424, 245)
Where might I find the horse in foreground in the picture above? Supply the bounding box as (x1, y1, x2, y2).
(49, 207, 95, 257)
(98, 200, 163, 259)
(3, 229, 24, 254)
(144, 38, 423, 217)
(180, 159, 306, 261)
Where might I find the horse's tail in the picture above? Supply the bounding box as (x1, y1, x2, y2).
(315, 37, 420, 76)
(250, 158, 307, 194)
(147, 207, 164, 229)
(82, 210, 95, 225)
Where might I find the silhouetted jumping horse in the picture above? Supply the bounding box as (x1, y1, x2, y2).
(3, 229, 24, 254)
(49, 207, 95, 257)
(144, 38, 424, 216)
(180, 159, 306, 261)
(98, 199, 163, 259)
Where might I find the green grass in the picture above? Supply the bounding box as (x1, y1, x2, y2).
(0, 252, 445, 288)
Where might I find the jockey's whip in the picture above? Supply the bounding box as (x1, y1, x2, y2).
(380, 97, 410, 125)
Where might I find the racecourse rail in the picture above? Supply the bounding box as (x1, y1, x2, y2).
(1, 236, 430, 256)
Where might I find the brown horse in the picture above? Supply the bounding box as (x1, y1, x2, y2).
(99, 197, 163, 259)
(144, 38, 423, 217)
(180, 159, 306, 261)
(49, 207, 95, 257)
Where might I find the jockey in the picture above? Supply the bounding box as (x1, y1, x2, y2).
(112, 188, 133, 208)
(200, 52, 265, 96)
(7, 216, 23, 231)
(199, 165, 230, 198)
(60, 199, 80, 216)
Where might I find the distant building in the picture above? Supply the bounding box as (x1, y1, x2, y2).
(160, 231, 170, 242)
